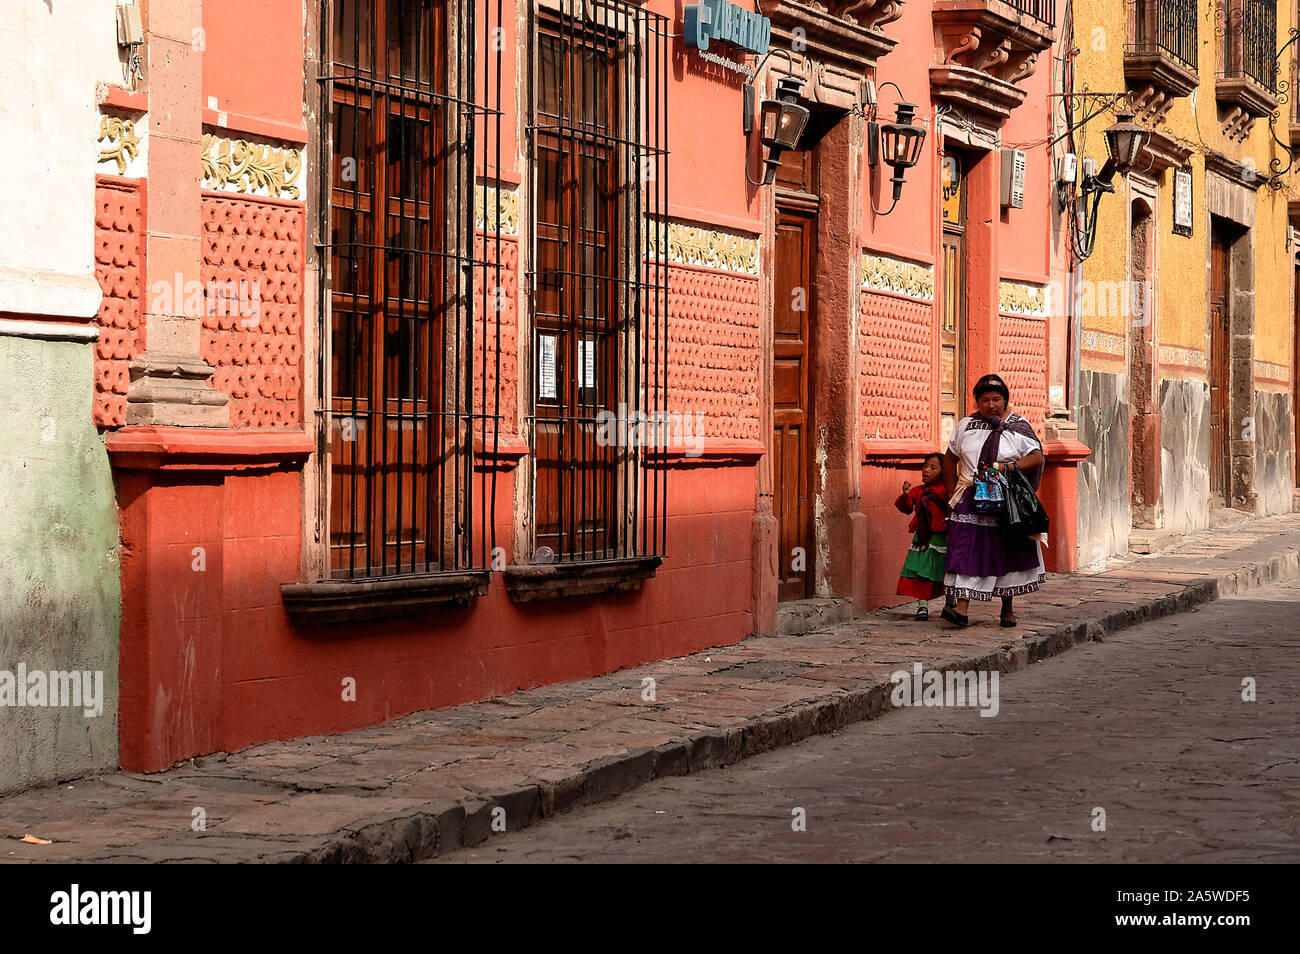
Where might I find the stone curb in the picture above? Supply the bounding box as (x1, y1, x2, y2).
(271, 544, 1300, 864)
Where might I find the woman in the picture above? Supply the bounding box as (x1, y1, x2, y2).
(940, 374, 1047, 628)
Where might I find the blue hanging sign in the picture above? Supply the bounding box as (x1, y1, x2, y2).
(684, 0, 771, 56)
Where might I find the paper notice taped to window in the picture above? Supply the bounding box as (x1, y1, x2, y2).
(580, 338, 596, 389)
(539, 333, 557, 399)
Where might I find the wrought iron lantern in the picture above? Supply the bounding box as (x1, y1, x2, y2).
(868, 89, 927, 215)
(1075, 110, 1148, 259)
(754, 76, 810, 184)
(1103, 111, 1146, 178)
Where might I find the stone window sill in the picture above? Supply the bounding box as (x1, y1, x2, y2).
(502, 557, 662, 602)
(281, 571, 490, 625)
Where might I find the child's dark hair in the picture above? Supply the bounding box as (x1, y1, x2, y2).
(922, 452, 943, 468)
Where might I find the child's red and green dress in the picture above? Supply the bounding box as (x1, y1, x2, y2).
(894, 482, 950, 600)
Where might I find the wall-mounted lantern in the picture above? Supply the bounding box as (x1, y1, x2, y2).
(867, 88, 926, 215)
(1074, 110, 1147, 258)
(745, 75, 810, 186)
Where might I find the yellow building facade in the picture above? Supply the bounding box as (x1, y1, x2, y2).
(1065, 0, 1298, 561)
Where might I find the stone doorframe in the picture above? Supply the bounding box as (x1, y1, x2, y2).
(1206, 162, 1260, 511)
(748, 6, 904, 630)
(1127, 174, 1160, 528)
(752, 58, 868, 629)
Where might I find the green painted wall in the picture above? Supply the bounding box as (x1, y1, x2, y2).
(0, 333, 119, 793)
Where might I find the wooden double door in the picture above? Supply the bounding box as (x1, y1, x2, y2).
(772, 147, 819, 601)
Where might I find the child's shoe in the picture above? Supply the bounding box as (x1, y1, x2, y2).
(915, 604, 929, 621)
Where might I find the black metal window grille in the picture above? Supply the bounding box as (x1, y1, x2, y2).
(1221, 0, 1279, 91)
(526, 1, 669, 563)
(1130, 0, 1198, 69)
(1007, 0, 1056, 27)
(319, 0, 504, 579)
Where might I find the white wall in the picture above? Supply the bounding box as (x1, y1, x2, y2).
(0, 0, 128, 319)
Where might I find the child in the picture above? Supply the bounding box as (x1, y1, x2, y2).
(894, 452, 951, 620)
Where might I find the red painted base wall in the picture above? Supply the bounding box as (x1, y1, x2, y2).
(115, 448, 758, 772)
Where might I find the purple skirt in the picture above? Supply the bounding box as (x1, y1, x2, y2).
(945, 485, 1041, 578)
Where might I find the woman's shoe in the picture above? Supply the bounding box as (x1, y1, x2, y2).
(1000, 612, 1017, 628)
(915, 605, 929, 621)
(940, 606, 968, 627)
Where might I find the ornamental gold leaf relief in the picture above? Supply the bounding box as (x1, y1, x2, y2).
(201, 134, 302, 200)
(645, 221, 758, 274)
(859, 253, 934, 301)
(998, 281, 1048, 316)
(475, 185, 520, 235)
(97, 116, 141, 176)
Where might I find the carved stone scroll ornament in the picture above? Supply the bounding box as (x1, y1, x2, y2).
(1129, 85, 1174, 125)
(1001, 50, 1039, 85)
(832, 0, 904, 28)
(976, 37, 1012, 73)
(945, 27, 981, 67)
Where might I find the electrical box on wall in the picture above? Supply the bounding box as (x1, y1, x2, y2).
(1057, 152, 1077, 185)
(1000, 148, 1025, 209)
(117, 2, 143, 46)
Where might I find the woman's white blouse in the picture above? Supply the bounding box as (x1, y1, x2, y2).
(947, 415, 1041, 481)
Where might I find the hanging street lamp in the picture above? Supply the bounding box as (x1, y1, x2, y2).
(867, 87, 927, 216)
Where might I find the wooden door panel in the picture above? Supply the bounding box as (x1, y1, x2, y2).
(772, 207, 814, 600)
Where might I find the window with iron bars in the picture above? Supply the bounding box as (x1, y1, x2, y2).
(320, 0, 504, 580)
(525, 1, 669, 565)
(1220, 0, 1279, 92)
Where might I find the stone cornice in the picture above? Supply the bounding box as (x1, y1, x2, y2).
(1205, 150, 1266, 191)
(1135, 127, 1195, 176)
(766, 0, 901, 72)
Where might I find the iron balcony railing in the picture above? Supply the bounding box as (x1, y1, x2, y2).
(1129, 0, 1198, 70)
(1240, 0, 1278, 92)
(1007, 0, 1056, 26)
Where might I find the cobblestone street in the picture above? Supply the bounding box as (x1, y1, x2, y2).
(438, 580, 1300, 863)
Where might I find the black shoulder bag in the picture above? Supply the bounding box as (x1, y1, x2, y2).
(998, 463, 1050, 538)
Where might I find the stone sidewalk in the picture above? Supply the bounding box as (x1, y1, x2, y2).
(3, 513, 1299, 863)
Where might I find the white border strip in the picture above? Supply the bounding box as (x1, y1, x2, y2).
(0, 319, 99, 343)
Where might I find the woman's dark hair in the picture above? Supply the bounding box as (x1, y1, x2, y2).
(922, 452, 943, 468)
(973, 373, 1010, 402)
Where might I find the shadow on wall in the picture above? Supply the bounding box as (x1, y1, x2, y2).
(1075, 370, 1131, 567)
(1159, 377, 1211, 536)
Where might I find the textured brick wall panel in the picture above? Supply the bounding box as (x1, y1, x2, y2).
(473, 234, 520, 442)
(200, 195, 304, 429)
(664, 264, 761, 442)
(999, 314, 1048, 434)
(92, 179, 145, 428)
(859, 289, 932, 441)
